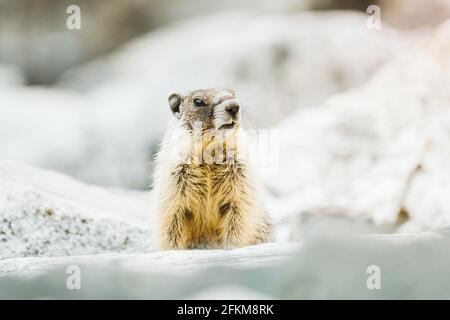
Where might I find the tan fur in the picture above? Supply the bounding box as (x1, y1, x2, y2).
(153, 89, 273, 250)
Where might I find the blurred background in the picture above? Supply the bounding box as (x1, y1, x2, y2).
(1, 0, 449, 86)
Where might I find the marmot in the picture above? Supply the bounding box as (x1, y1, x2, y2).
(152, 88, 273, 250)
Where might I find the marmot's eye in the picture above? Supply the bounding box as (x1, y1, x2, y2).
(194, 98, 205, 107)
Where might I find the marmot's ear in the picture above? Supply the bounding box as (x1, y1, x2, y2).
(168, 93, 182, 118)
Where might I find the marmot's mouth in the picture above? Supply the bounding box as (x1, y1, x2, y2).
(218, 122, 236, 130)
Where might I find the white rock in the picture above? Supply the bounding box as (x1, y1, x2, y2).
(0, 64, 24, 86)
(0, 242, 298, 278)
(60, 11, 406, 127)
(185, 285, 275, 300)
(381, 0, 450, 29)
(0, 162, 152, 259)
(1, 232, 449, 299)
(264, 20, 450, 230)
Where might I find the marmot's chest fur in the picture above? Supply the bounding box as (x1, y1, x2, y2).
(153, 88, 273, 250)
(168, 162, 254, 248)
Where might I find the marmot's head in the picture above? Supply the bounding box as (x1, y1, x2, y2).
(168, 88, 240, 132)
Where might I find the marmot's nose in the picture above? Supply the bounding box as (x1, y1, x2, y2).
(225, 104, 240, 117)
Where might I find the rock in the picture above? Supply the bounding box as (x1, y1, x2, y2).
(0, 0, 163, 84)
(0, 64, 24, 86)
(0, 242, 298, 278)
(286, 208, 393, 242)
(264, 20, 450, 230)
(60, 11, 406, 128)
(0, 0, 302, 84)
(0, 162, 152, 259)
(1, 232, 450, 299)
(380, 0, 450, 29)
(0, 83, 164, 188)
(186, 285, 275, 300)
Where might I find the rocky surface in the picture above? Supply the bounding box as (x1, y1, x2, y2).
(264, 20, 450, 230)
(0, 162, 152, 259)
(380, 0, 450, 29)
(0, 161, 300, 260)
(2, 231, 450, 299)
(0, 242, 298, 278)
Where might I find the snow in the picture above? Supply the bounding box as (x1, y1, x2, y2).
(0, 162, 152, 259)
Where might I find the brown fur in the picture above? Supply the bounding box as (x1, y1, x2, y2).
(154, 89, 273, 250)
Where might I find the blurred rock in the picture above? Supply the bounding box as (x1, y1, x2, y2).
(310, 0, 378, 11)
(380, 0, 450, 30)
(186, 285, 275, 299)
(1, 232, 450, 298)
(0, 161, 299, 260)
(264, 20, 450, 230)
(60, 11, 406, 127)
(0, 11, 407, 189)
(0, 64, 24, 86)
(287, 208, 393, 242)
(0, 162, 152, 259)
(0, 242, 296, 278)
(0, 83, 165, 188)
(0, 0, 163, 84)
